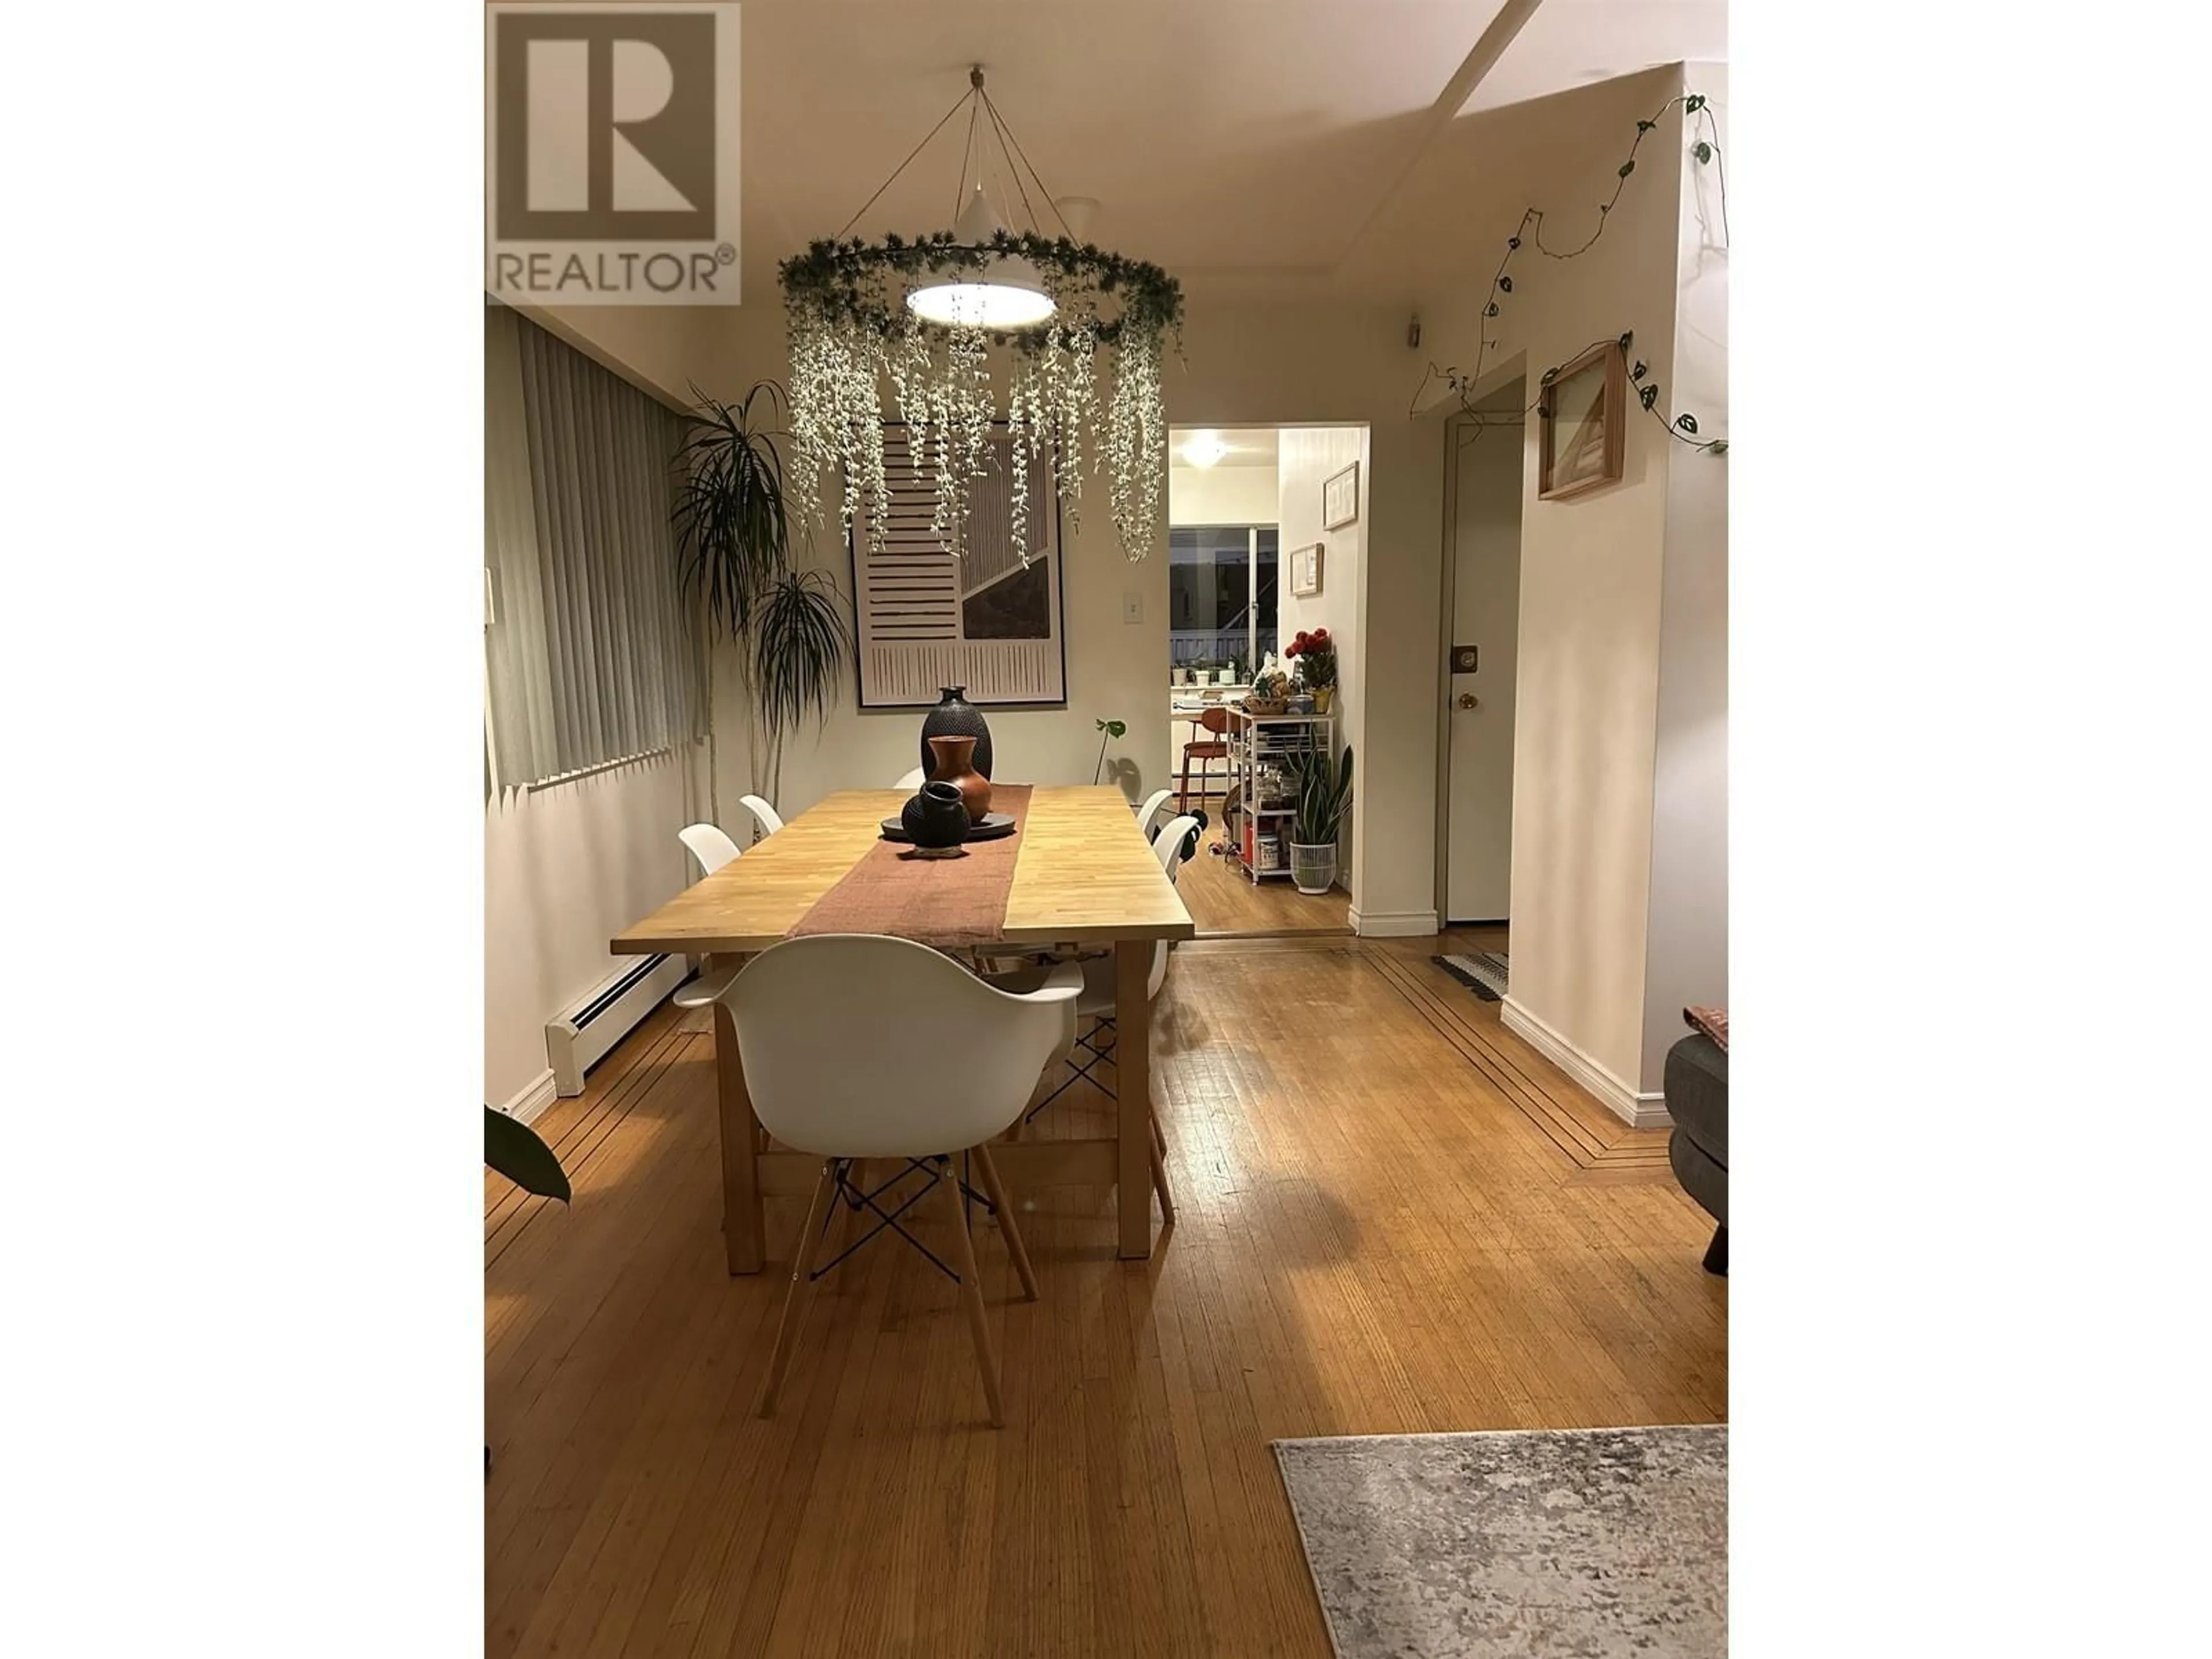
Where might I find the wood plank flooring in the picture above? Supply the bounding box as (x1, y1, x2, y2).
(1175, 835, 1352, 937)
(487, 935, 1726, 1658)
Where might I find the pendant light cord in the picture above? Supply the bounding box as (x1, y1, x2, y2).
(834, 81, 979, 240)
(980, 86, 1075, 240)
(834, 69, 1078, 244)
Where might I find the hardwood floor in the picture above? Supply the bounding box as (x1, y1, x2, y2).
(487, 935, 1726, 1658)
(1175, 834, 1352, 937)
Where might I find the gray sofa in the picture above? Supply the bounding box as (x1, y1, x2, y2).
(1664, 1032, 1728, 1276)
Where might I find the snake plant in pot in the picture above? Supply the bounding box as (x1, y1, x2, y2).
(1287, 744, 1353, 895)
(672, 381, 853, 823)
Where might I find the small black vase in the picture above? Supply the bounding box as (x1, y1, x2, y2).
(900, 781, 971, 849)
(921, 686, 993, 779)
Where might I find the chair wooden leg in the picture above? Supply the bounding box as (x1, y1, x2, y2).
(971, 1143, 1038, 1302)
(1147, 1112, 1177, 1225)
(940, 1153, 1004, 1427)
(755, 1161, 836, 1419)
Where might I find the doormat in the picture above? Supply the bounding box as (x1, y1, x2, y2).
(1433, 952, 1509, 1001)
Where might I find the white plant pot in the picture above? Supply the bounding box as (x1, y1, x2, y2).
(1289, 842, 1337, 895)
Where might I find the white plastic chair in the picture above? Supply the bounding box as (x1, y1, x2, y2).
(1135, 787, 1173, 839)
(672, 825, 743, 1009)
(983, 815, 1198, 1222)
(677, 823, 741, 877)
(894, 766, 927, 790)
(728, 934, 1082, 1426)
(738, 794, 785, 837)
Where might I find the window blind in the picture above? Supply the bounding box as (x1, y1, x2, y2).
(484, 307, 702, 791)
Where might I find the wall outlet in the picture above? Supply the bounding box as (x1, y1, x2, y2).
(1123, 591, 1143, 624)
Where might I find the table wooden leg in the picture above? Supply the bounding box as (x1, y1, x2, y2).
(713, 999, 766, 1274)
(1113, 940, 1153, 1260)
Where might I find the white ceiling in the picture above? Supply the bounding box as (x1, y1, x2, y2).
(736, 0, 1726, 299)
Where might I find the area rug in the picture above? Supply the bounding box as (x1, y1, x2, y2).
(1274, 1425, 1726, 1658)
(1433, 951, 1509, 1001)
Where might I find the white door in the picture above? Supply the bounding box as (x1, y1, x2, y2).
(1444, 413, 1523, 923)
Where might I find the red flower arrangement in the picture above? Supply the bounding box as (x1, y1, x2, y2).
(1285, 628, 1336, 689)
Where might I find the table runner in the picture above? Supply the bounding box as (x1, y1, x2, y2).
(786, 784, 1035, 948)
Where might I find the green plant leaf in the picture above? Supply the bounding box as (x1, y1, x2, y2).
(752, 569, 852, 732)
(1106, 720, 1127, 738)
(486, 1106, 569, 1202)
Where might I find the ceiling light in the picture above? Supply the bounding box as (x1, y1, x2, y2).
(782, 67, 1184, 565)
(1181, 432, 1230, 468)
(906, 187, 1055, 329)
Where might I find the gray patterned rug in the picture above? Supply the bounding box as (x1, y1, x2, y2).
(1434, 952, 1510, 1001)
(1274, 1426, 1726, 1658)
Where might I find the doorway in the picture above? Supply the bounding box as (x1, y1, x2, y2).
(1166, 422, 1359, 938)
(1441, 387, 1524, 925)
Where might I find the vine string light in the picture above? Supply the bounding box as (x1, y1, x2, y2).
(1412, 92, 1728, 457)
(781, 68, 1184, 566)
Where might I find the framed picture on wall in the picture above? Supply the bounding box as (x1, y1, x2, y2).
(849, 423, 1068, 707)
(1538, 339, 1627, 499)
(1321, 461, 1360, 530)
(1290, 542, 1324, 597)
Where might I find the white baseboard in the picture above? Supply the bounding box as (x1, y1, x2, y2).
(494, 1068, 559, 1127)
(1350, 907, 1440, 938)
(1499, 998, 1672, 1130)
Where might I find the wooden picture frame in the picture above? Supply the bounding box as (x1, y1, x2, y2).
(1321, 461, 1360, 530)
(1290, 542, 1324, 597)
(1538, 340, 1627, 500)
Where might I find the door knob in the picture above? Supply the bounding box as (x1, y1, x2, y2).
(1456, 692, 1479, 711)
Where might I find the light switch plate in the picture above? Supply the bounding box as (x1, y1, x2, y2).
(1123, 591, 1143, 624)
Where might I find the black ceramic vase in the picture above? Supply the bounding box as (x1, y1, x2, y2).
(920, 686, 993, 779)
(900, 781, 971, 849)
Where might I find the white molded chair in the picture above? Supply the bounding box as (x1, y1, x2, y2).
(677, 822, 741, 877)
(985, 814, 1198, 1223)
(672, 824, 744, 1010)
(1135, 787, 1173, 840)
(727, 935, 1082, 1426)
(894, 766, 927, 791)
(737, 794, 785, 837)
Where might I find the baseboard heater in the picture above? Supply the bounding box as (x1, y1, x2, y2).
(544, 953, 691, 1096)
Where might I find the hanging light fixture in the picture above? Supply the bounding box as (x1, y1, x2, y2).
(906, 185, 1056, 329)
(781, 67, 1183, 565)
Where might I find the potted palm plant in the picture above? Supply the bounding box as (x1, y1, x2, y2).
(1287, 744, 1353, 895)
(672, 381, 851, 822)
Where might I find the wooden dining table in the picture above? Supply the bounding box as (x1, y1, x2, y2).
(610, 784, 1195, 1271)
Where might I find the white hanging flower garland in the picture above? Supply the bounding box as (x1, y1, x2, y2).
(782, 232, 1182, 566)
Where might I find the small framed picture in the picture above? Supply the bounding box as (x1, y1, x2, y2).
(1538, 340, 1627, 500)
(1322, 461, 1360, 530)
(1291, 542, 1324, 597)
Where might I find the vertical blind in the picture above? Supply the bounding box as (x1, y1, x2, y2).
(484, 306, 703, 791)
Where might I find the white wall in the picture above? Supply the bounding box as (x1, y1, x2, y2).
(1275, 427, 1367, 882)
(1639, 63, 1729, 1089)
(1411, 65, 1726, 1108)
(483, 749, 705, 1110)
(1168, 462, 1279, 527)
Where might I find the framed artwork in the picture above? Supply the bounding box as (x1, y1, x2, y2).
(1290, 542, 1324, 597)
(1322, 461, 1360, 530)
(850, 423, 1067, 707)
(1538, 339, 1627, 499)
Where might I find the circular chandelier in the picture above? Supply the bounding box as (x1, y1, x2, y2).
(781, 67, 1183, 566)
